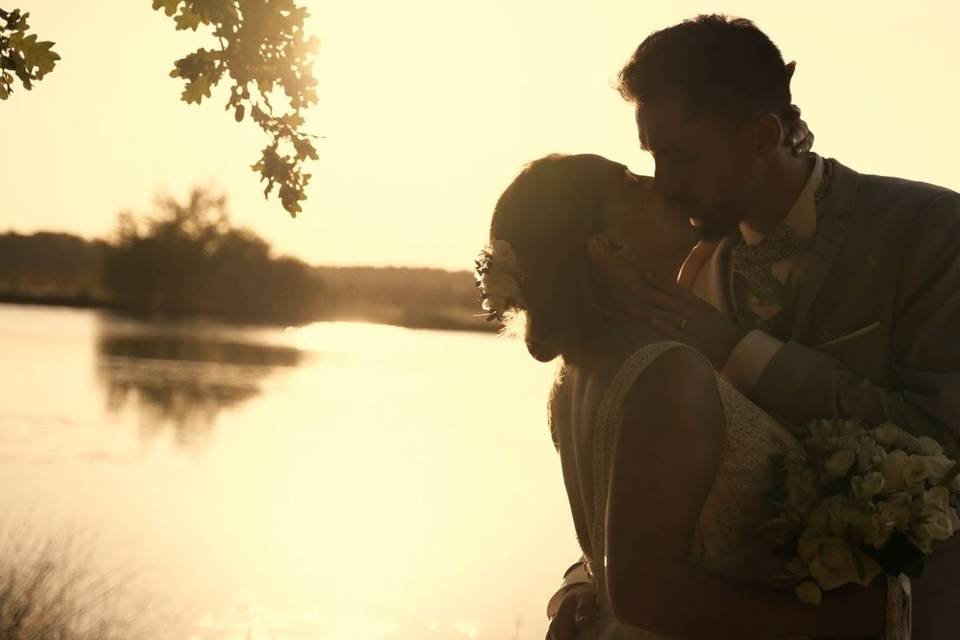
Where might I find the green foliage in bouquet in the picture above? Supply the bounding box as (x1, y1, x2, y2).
(0, 8, 59, 100)
(765, 419, 960, 604)
(152, 0, 321, 216)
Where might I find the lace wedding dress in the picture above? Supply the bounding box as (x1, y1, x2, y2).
(578, 340, 799, 639)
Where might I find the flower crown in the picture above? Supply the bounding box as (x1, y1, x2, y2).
(474, 239, 526, 322)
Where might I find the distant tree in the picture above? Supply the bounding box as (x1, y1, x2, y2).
(104, 187, 324, 322)
(152, 0, 321, 216)
(0, 8, 60, 100)
(106, 189, 232, 314)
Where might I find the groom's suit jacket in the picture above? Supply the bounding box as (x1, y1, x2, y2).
(684, 158, 960, 640)
(686, 158, 960, 455)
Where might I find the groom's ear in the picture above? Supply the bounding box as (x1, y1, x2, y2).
(785, 61, 797, 83)
(752, 112, 785, 158)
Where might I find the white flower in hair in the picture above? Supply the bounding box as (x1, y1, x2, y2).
(475, 239, 526, 321)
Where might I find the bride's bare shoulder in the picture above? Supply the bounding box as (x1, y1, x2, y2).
(621, 345, 723, 436)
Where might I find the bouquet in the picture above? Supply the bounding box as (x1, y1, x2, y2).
(765, 419, 960, 604)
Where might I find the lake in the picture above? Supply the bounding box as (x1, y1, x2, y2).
(0, 304, 580, 640)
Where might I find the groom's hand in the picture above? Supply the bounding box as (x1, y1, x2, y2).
(630, 274, 746, 370)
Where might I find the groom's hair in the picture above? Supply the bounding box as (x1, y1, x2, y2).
(618, 14, 792, 122)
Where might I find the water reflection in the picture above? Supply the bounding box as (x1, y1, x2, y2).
(1, 306, 579, 639)
(96, 319, 304, 447)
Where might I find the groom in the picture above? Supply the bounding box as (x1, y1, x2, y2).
(547, 14, 960, 640)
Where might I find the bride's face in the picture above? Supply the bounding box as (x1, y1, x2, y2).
(599, 170, 699, 284)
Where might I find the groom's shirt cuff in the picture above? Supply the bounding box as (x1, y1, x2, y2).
(721, 330, 783, 392)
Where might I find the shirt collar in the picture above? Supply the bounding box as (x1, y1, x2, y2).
(739, 154, 824, 247)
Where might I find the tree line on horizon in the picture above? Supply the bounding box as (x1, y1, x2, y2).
(0, 187, 490, 332)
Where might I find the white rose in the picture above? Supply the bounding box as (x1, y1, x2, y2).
(904, 455, 931, 493)
(856, 437, 886, 473)
(898, 432, 923, 454)
(921, 455, 955, 484)
(879, 494, 913, 530)
(795, 580, 823, 605)
(921, 505, 960, 543)
(881, 451, 909, 493)
(918, 487, 960, 543)
(480, 271, 522, 300)
(873, 424, 903, 446)
(824, 449, 857, 479)
(923, 486, 952, 511)
(852, 472, 886, 500)
(916, 436, 945, 457)
(863, 512, 895, 549)
(799, 532, 879, 590)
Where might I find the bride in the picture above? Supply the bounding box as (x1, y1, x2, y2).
(477, 153, 888, 639)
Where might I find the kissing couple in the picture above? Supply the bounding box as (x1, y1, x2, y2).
(476, 14, 960, 640)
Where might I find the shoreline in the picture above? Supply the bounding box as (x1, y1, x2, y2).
(0, 293, 497, 335)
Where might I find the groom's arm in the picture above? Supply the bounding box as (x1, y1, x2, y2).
(729, 192, 960, 454)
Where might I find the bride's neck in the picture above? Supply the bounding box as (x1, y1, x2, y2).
(573, 306, 664, 369)
(562, 265, 679, 368)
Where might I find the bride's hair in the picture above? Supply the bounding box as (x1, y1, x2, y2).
(489, 154, 627, 363)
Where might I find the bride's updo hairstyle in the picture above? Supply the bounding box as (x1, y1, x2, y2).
(486, 154, 628, 363)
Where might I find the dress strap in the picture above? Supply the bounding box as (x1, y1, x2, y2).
(589, 341, 692, 591)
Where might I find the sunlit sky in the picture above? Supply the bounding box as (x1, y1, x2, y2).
(3, 1, 958, 270)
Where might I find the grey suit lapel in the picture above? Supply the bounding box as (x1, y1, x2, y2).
(789, 159, 860, 340)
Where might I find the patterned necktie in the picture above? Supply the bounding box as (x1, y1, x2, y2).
(731, 160, 833, 337)
(730, 225, 812, 337)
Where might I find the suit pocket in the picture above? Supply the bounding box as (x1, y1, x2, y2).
(813, 321, 882, 350)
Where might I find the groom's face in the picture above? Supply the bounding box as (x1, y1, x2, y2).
(635, 91, 756, 240)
